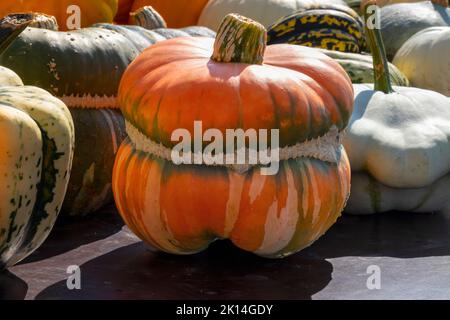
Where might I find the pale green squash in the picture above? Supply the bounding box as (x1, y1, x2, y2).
(0, 14, 74, 268)
(343, 4, 450, 214)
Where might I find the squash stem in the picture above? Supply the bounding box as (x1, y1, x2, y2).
(364, 3, 393, 94)
(129, 6, 167, 30)
(29, 13, 59, 31)
(0, 13, 35, 55)
(211, 14, 267, 65)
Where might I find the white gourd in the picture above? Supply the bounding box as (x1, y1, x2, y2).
(198, 0, 347, 31)
(393, 26, 450, 97)
(343, 4, 450, 214)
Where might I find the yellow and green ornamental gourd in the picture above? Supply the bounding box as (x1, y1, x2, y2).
(265, 3, 408, 86)
(0, 14, 74, 269)
(267, 3, 366, 53)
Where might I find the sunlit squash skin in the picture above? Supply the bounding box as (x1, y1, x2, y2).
(119, 37, 353, 148)
(0, 13, 73, 269)
(0, 86, 74, 268)
(343, 3, 450, 214)
(198, 0, 347, 31)
(0, 27, 139, 100)
(345, 85, 450, 214)
(113, 15, 353, 258)
(393, 26, 450, 97)
(378, 1, 450, 61)
(0, 26, 136, 217)
(95, 24, 216, 52)
(0, 66, 22, 86)
(113, 139, 351, 258)
(0, 0, 118, 31)
(0, 19, 215, 216)
(0, 105, 42, 268)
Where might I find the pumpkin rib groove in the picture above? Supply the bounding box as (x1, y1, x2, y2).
(114, 13, 352, 257)
(120, 38, 353, 148)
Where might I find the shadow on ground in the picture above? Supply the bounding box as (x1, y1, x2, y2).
(27, 208, 450, 299)
(19, 204, 124, 265)
(36, 240, 333, 300)
(0, 270, 28, 300)
(306, 210, 450, 259)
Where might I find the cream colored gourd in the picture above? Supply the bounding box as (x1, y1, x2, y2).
(0, 14, 74, 268)
(344, 3, 450, 214)
(393, 26, 450, 97)
(0, 66, 22, 86)
(198, 0, 347, 31)
(360, 0, 448, 8)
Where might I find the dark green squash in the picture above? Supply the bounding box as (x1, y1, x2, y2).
(0, 9, 216, 217)
(95, 6, 215, 51)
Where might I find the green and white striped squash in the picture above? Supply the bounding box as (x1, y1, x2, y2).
(0, 14, 74, 269)
(0, 9, 215, 217)
(318, 48, 410, 85)
(0, 65, 22, 86)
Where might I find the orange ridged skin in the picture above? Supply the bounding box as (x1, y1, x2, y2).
(118, 37, 353, 148)
(0, 0, 118, 31)
(114, 32, 353, 258)
(113, 139, 351, 257)
(131, 0, 209, 28)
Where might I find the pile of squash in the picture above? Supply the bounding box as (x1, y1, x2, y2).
(0, 0, 449, 267)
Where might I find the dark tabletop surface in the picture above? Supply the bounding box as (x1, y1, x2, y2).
(1, 205, 450, 300)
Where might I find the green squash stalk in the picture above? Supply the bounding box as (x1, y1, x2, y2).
(29, 13, 59, 31)
(0, 13, 34, 54)
(364, 1, 393, 94)
(212, 14, 267, 65)
(130, 5, 167, 29)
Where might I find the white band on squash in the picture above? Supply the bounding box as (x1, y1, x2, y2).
(126, 120, 342, 171)
(60, 94, 118, 109)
